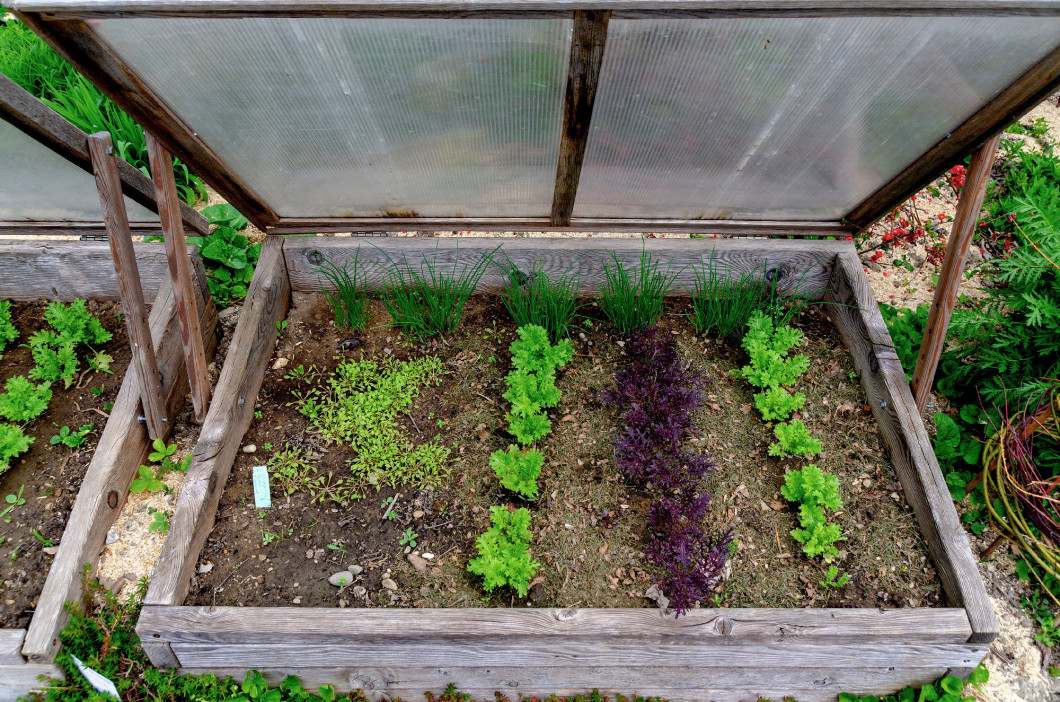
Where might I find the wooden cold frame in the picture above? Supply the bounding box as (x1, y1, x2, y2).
(135, 235, 994, 701)
(0, 241, 218, 701)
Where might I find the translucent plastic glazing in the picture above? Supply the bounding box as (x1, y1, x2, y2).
(94, 17, 572, 219)
(0, 119, 157, 222)
(573, 17, 1060, 220)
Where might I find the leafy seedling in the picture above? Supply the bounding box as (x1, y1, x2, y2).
(32, 529, 52, 547)
(147, 508, 170, 535)
(276, 320, 288, 337)
(326, 543, 347, 556)
(819, 565, 851, 589)
(0, 485, 25, 523)
(50, 423, 93, 449)
(129, 464, 165, 494)
(399, 527, 418, 548)
(0, 375, 51, 422)
(90, 384, 105, 397)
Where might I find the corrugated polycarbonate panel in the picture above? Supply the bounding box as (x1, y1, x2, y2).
(0, 119, 157, 222)
(573, 17, 1060, 220)
(92, 18, 572, 219)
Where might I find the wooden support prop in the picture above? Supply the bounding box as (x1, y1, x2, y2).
(146, 133, 212, 424)
(89, 132, 168, 440)
(825, 251, 997, 644)
(550, 10, 609, 227)
(144, 238, 289, 645)
(22, 270, 217, 663)
(910, 134, 1001, 414)
(0, 73, 208, 236)
(14, 15, 277, 231)
(283, 236, 845, 299)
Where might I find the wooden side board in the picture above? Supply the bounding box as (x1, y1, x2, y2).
(0, 240, 205, 302)
(283, 236, 847, 298)
(144, 237, 289, 626)
(0, 663, 63, 702)
(824, 252, 996, 644)
(21, 258, 218, 662)
(0, 221, 166, 235)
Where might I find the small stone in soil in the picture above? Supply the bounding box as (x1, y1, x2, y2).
(243, 444, 257, 454)
(292, 597, 301, 604)
(413, 510, 424, 519)
(106, 531, 119, 545)
(349, 565, 363, 576)
(198, 563, 214, 574)
(422, 553, 434, 560)
(329, 571, 354, 587)
(407, 553, 427, 571)
(381, 578, 398, 591)
(352, 585, 367, 597)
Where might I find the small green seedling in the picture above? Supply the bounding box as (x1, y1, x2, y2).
(148, 508, 170, 535)
(0, 485, 25, 523)
(254, 410, 263, 419)
(819, 565, 850, 589)
(32, 529, 52, 547)
(276, 320, 288, 337)
(90, 384, 105, 397)
(149, 438, 191, 473)
(103, 402, 113, 411)
(399, 527, 418, 548)
(261, 527, 287, 546)
(263, 442, 273, 451)
(9, 545, 18, 562)
(129, 464, 165, 493)
(327, 543, 347, 556)
(49, 423, 93, 449)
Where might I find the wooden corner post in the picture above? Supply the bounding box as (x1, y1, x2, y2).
(910, 133, 1002, 414)
(88, 131, 167, 439)
(146, 133, 212, 424)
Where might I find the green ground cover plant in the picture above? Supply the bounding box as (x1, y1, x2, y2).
(467, 505, 539, 597)
(839, 664, 988, 702)
(498, 256, 583, 342)
(0, 375, 50, 422)
(687, 254, 765, 339)
(187, 220, 262, 307)
(0, 9, 206, 204)
(502, 324, 573, 445)
(49, 423, 93, 449)
(599, 248, 677, 333)
(781, 464, 844, 561)
(289, 356, 450, 502)
(489, 445, 543, 500)
(314, 252, 371, 332)
(380, 245, 495, 339)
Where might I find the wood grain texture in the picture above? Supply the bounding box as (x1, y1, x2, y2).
(911, 134, 1000, 413)
(268, 218, 851, 236)
(0, 73, 208, 235)
(180, 666, 961, 700)
(144, 237, 289, 616)
(847, 44, 1060, 228)
(0, 630, 23, 665)
(170, 641, 988, 669)
(15, 1, 1060, 18)
(0, 663, 62, 702)
(0, 240, 201, 302)
(550, 10, 609, 226)
(0, 221, 166, 235)
(825, 252, 997, 644)
(14, 15, 276, 231)
(137, 606, 971, 644)
(22, 269, 217, 663)
(88, 131, 167, 439)
(283, 236, 846, 298)
(147, 133, 211, 424)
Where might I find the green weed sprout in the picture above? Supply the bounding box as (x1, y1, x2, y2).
(599, 248, 677, 334)
(468, 506, 539, 597)
(489, 446, 543, 499)
(314, 250, 371, 332)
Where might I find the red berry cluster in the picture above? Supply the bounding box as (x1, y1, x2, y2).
(949, 165, 967, 190)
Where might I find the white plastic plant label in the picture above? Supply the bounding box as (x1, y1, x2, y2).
(252, 465, 271, 509)
(71, 654, 119, 699)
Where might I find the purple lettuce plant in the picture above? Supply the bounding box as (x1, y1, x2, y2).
(600, 326, 733, 615)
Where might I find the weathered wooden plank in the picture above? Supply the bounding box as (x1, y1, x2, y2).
(144, 237, 289, 620)
(14, 15, 277, 231)
(89, 131, 167, 439)
(170, 641, 988, 669)
(0, 73, 208, 236)
(147, 133, 211, 424)
(282, 236, 846, 298)
(847, 44, 1060, 228)
(137, 606, 971, 645)
(0, 663, 63, 702)
(90, 154, 166, 422)
(268, 218, 851, 236)
(911, 134, 1000, 414)
(550, 10, 609, 227)
(183, 666, 958, 698)
(0, 221, 165, 235)
(825, 252, 997, 644)
(22, 270, 217, 663)
(16, 1, 1060, 18)
(0, 240, 202, 302)
(0, 630, 24, 665)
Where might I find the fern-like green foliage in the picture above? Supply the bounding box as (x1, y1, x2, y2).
(0, 422, 32, 474)
(0, 300, 17, 356)
(0, 375, 51, 422)
(27, 300, 112, 388)
(736, 311, 810, 422)
(28, 341, 79, 388)
(467, 506, 540, 597)
(754, 387, 806, 422)
(489, 446, 543, 499)
(43, 299, 112, 347)
(769, 419, 822, 458)
(781, 464, 844, 561)
(503, 325, 573, 445)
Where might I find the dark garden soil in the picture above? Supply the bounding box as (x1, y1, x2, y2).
(0, 300, 130, 628)
(186, 293, 941, 612)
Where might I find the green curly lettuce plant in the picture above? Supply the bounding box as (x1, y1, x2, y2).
(0, 375, 51, 422)
(503, 324, 573, 445)
(735, 310, 809, 422)
(489, 446, 543, 500)
(769, 419, 823, 458)
(0, 422, 32, 474)
(27, 299, 112, 388)
(467, 506, 540, 597)
(0, 300, 17, 356)
(781, 463, 844, 561)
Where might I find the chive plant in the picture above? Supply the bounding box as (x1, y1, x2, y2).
(498, 255, 583, 342)
(379, 244, 497, 339)
(313, 250, 371, 332)
(598, 248, 678, 334)
(687, 254, 766, 339)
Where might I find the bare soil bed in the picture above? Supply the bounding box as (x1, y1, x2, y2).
(0, 300, 130, 628)
(186, 293, 941, 612)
